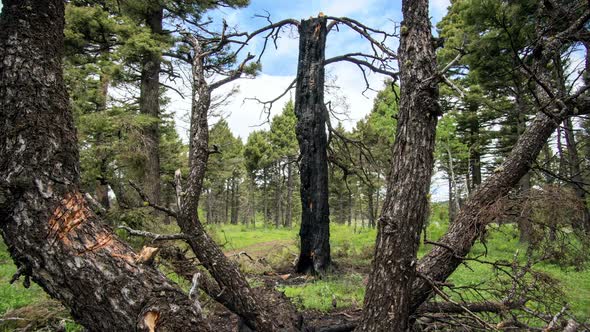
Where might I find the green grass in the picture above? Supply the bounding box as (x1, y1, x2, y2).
(279, 273, 365, 312)
(1, 211, 589, 327)
(0, 241, 46, 315)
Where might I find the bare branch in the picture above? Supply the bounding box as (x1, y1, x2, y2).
(118, 226, 188, 241)
(243, 78, 297, 122)
(128, 181, 178, 218)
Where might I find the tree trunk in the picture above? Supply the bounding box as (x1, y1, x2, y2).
(263, 167, 268, 225)
(366, 187, 375, 228)
(171, 38, 297, 331)
(348, 190, 353, 227)
(275, 162, 282, 228)
(0, 1, 207, 330)
(294, 17, 331, 274)
(356, 0, 439, 330)
(95, 73, 110, 211)
(448, 175, 456, 223)
(250, 176, 256, 228)
(231, 175, 240, 225)
(139, 5, 162, 205)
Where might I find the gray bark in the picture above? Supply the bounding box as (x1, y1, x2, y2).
(357, 0, 440, 329)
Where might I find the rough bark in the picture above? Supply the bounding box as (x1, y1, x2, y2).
(356, 0, 440, 330)
(0, 1, 207, 330)
(294, 17, 332, 275)
(139, 5, 163, 204)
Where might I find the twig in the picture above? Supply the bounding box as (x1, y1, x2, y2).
(118, 226, 188, 242)
(128, 181, 178, 218)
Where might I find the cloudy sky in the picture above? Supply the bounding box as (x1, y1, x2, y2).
(167, 0, 451, 139)
(163, 0, 452, 200)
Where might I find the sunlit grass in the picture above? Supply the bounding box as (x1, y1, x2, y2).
(0, 205, 589, 326)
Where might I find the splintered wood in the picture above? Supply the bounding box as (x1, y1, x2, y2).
(143, 311, 160, 332)
(47, 191, 137, 264)
(48, 192, 89, 246)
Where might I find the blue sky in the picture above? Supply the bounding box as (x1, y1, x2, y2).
(168, 0, 451, 142)
(207, 0, 449, 76)
(167, 0, 452, 200)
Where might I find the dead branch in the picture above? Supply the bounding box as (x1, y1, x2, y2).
(243, 78, 297, 123)
(128, 181, 178, 218)
(118, 226, 188, 242)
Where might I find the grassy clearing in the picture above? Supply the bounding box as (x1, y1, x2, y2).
(1, 209, 589, 327)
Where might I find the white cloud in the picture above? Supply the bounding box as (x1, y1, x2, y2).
(319, 0, 378, 17)
(429, 0, 451, 22)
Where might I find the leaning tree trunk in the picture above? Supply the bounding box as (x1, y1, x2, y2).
(410, 3, 590, 312)
(294, 17, 331, 274)
(171, 40, 298, 331)
(0, 1, 207, 331)
(411, 110, 577, 313)
(139, 5, 163, 205)
(357, 0, 440, 330)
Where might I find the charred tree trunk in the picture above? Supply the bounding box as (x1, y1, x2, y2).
(0, 1, 207, 330)
(294, 17, 331, 274)
(357, 0, 440, 330)
(139, 6, 162, 205)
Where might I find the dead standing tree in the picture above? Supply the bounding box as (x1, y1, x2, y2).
(242, 13, 397, 275)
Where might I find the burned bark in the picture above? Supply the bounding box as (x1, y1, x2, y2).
(357, 0, 440, 330)
(0, 1, 207, 330)
(294, 17, 332, 275)
(285, 158, 294, 228)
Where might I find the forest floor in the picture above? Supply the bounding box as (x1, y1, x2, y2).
(1, 221, 589, 331)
